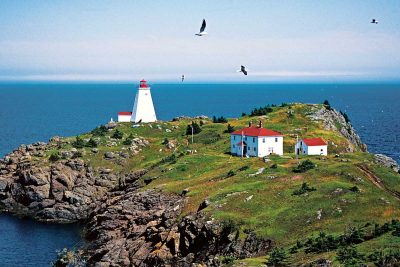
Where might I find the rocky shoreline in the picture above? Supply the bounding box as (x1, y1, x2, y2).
(1, 104, 396, 266)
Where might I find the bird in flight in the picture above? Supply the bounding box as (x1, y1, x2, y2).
(371, 19, 378, 24)
(181, 75, 185, 82)
(195, 19, 207, 36)
(238, 65, 248, 75)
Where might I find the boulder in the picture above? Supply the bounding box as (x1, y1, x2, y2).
(104, 152, 115, 160)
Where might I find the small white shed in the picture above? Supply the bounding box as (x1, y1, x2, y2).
(295, 138, 328, 156)
(118, 111, 132, 122)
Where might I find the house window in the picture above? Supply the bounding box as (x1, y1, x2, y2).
(248, 146, 250, 151)
(275, 138, 278, 142)
(233, 145, 235, 148)
(263, 138, 265, 143)
(234, 136, 236, 140)
(254, 147, 256, 151)
(245, 137, 247, 141)
(253, 137, 255, 142)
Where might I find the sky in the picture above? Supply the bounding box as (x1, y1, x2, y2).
(0, 0, 400, 82)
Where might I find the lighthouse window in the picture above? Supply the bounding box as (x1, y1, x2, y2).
(275, 138, 278, 142)
(263, 138, 265, 143)
(321, 148, 323, 152)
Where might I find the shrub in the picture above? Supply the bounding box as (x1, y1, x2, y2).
(227, 170, 236, 177)
(86, 138, 98, 148)
(221, 219, 239, 235)
(250, 105, 274, 116)
(292, 182, 316, 196)
(323, 100, 332, 110)
(162, 138, 169, 145)
(238, 165, 249, 171)
(336, 246, 365, 266)
(368, 250, 400, 266)
(186, 121, 202, 135)
(224, 124, 235, 133)
(91, 125, 108, 136)
(293, 160, 315, 173)
(212, 116, 228, 123)
(112, 129, 124, 139)
(270, 163, 278, 169)
(266, 247, 288, 266)
(72, 137, 85, 149)
(123, 138, 132, 145)
(221, 256, 235, 264)
(49, 152, 60, 162)
(349, 186, 360, 192)
(305, 232, 339, 253)
(241, 112, 247, 117)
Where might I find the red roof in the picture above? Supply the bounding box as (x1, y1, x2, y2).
(118, 111, 132, 116)
(231, 126, 283, 137)
(302, 138, 327, 146)
(139, 79, 149, 88)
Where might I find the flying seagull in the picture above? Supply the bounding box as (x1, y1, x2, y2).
(195, 19, 207, 36)
(371, 19, 378, 24)
(237, 65, 248, 75)
(181, 75, 185, 82)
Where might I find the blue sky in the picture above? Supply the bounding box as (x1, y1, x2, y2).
(0, 0, 399, 82)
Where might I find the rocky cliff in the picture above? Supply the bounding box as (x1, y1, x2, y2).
(1, 104, 398, 267)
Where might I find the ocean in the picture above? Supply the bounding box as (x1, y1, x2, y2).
(0, 82, 399, 265)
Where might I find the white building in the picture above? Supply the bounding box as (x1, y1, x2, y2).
(295, 138, 327, 156)
(131, 79, 157, 123)
(230, 121, 283, 157)
(117, 112, 132, 122)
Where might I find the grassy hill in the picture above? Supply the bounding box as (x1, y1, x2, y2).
(37, 103, 400, 266)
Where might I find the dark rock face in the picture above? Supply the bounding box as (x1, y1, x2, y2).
(84, 189, 271, 266)
(0, 143, 146, 223)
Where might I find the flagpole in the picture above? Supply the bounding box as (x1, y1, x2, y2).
(241, 131, 244, 159)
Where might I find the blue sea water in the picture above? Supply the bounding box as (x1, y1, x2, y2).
(0, 214, 82, 266)
(0, 82, 399, 265)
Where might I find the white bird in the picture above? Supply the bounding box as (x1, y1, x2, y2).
(237, 65, 248, 75)
(195, 19, 207, 36)
(371, 19, 378, 24)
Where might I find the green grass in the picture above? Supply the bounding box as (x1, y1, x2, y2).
(49, 104, 400, 266)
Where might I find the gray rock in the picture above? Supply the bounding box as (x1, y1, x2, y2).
(104, 152, 115, 160)
(374, 154, 399, 172)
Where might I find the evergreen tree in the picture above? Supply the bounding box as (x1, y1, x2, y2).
(266, 247, 288, 266)
(72, 136, 85, 149)
(186, 121, 202, 135)
(86, 138, 98, 148)
(225, 124, 235, 133)
(112, 129, 124, 139)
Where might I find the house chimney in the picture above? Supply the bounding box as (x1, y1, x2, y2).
(259, 120, 263, 128)
(248, 121, 253, 127)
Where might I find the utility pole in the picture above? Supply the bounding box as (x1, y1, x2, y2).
(296, 134, 299, 163)
(190, 124, 194, 154)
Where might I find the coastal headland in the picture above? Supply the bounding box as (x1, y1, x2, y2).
(1, 103, 399, 266)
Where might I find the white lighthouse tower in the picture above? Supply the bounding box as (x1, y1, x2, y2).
(130, 79, 157, 123)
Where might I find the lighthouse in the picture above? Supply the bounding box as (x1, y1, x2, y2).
(130, 79, 157, 123)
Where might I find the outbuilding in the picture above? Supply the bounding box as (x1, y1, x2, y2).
(118, 111, 132, 122)
(230, 121, 283, 157)
(295, 137, 327, 156)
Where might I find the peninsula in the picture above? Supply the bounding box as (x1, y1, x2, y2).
(1, 103, 399, 266)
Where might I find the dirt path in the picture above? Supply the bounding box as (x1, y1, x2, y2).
(357, 164, 400, 201)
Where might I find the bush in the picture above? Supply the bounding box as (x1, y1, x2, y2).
(72, 137, 85, 149)
(227, 170, 236, 177)
(349, 186, 360, 192)
(336, 246, 364, 266)
(224, 124, 235, 133)
(71, 151, 83, 159)
(221, 219, 239, 235)
(266, 247, 288, 266)
(238, 165, 249, 171)
(241, 112, 247, 117)
(293, 160, 315, 173)
(368, 250, 400, 266)
(123, 138, 132, 145)
(186, 121, 202, 135)
(49, 152, 60, 162)
(305, 232, 339, 253)
(270, 163, 278, 169)
(86, 138, 98, 148)
(212, 116, 228, 123)
(250, 105, 274, 116)
(323, 100, 332, 110)
(221, 256, 235, 264)
(91, 125, 108, 136)
(112, 129, 124, 139)
(292, 182, 316, 196)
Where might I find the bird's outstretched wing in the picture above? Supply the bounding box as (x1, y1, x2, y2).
(200, 19, 206, 32)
